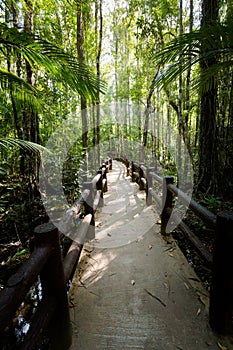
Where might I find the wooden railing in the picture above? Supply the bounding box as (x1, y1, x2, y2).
(119, 156, 233, 336)
(0, 158, 112, 350)
(1, 156, 232, 345)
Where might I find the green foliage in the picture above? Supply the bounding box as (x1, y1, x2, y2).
(203, 195, 222, 212)
(0, 22, 106, 101)
(11, 249, 29, 262)
(152, 21, 233, 93)
(0, 137, 50, 153)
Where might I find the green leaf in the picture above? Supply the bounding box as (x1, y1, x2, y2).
(0, 138, 51, 154)
(0, 23, 106, 100)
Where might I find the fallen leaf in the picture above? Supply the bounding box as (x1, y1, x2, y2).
(84, 248, 93, 253)
(131, 279, 135, 286)
(164, 236, 173, 244)
(206, 342, 212, 346)
(69, 295, 78, 308)
(199, 294, 208, 307)
(169, 246, 176, 253)
(196, 308, 201, 316)
(217, 342, 228, 350)
(69, 301, 78, 308)
(148, 244, 153, 250)
(188, 277, 200, 282)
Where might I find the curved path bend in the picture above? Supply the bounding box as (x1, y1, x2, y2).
(69, 160, 224, 350)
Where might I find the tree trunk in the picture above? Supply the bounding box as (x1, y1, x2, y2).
(23, 0, 40, 187)
(197, 0, 219, 194)
(142, 67, 160, 161)
(77, 5, 88, 158)
(95, 0, 103, 165)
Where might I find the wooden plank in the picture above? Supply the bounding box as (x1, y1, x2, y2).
(167, 184, 216, 228)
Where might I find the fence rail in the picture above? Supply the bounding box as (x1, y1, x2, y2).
(0, 156, 232, 347)
(118, 156, 233, 336)
(0, 158, 112, 350)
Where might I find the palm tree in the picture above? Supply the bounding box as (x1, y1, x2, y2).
(0, 22, 106, 103)
(152, 18, 233, 196)
(0, 21, 106, 182)
(152, 22, 233, 93)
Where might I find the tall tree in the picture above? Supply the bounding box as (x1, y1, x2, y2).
(197, 0, 220, 194)
(77, 2, 88, 156)
(94, 0, 103, 165)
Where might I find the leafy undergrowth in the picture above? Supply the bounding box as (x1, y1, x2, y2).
(172, 195, 233, 291)
(0, 175, 76, 349)
(0, 177, 48, 290)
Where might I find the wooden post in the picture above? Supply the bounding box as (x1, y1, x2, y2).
(146, 167, 154, 206)
(96, 169, 104, 207)
(138, 164, 145, 190)
(109, 158, 112, 171)
(34, 222, 72, 350)
(102, 164, 108, 192)
(125, 159, 130, 177)
(209, 211, 233, 335)
(105, 159, 109, 173)
(161, 176, 174, 236)
(131, 162, 135, 182)
(83, 182, 95, 240)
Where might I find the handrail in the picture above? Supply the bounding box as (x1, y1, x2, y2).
(167, 183, 216, 228)
(0, 158, 112, 350)
(117, 156, 233, 336)
(150, 171, 163, 184)
(0, 245, 52, 333)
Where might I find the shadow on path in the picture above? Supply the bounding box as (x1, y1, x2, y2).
(69, 161, 229, 350)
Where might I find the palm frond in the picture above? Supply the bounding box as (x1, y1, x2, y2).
(0, 138, 51, 154)
(0, 68, 42, 110)
(0, 68, 35, 94)
(0, 23, 106, 100)
(152, 21, 233, 92)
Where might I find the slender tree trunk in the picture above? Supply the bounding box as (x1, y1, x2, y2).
(23, 0, 40, 189)
(197, 0, 219, 194)
(177, 0, 183, 178)
(223, 76, 233, 198)
(142, 67, 160, 161)
(183, 0, 193, 152)
(113, 9, 120, 156)
(77, 6, 88, 156)
(95, 0, 102, 165)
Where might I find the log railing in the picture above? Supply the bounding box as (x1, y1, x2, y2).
(119, 156, 233, 336)
(0, 159, 112, 350)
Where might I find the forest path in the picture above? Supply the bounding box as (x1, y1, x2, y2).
(69, 160, 222, 350)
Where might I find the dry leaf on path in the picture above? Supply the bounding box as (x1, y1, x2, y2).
(169, 246, 176, 253)
(199, 294, 208, 306)
(69, 295, 78, 308)
(205, 341, 212, 346)
(217, 342, 228, 350)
